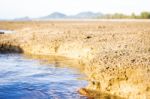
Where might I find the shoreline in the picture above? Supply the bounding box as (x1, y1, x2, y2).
(0, 20, 149, 99)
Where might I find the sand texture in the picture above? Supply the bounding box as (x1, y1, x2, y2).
(0, 20, 150, 99)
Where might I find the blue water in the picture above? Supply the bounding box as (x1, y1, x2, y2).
(0, 54, 87, 99)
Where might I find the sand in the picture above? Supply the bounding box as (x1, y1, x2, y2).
(0, 20, 150, 99)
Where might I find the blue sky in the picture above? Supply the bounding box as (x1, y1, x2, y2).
(0, 0, 150, 19)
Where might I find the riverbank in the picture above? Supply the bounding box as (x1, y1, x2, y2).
(0, 20, 150, 99)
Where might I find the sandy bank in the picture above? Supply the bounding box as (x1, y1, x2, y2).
(0, 21, 150, 99)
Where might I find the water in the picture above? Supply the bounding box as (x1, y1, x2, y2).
(0, 30, 15, 34)
(0, 54, 87, 99)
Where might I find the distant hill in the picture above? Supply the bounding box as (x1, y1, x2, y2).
(40, 11, 103, 19)
(41, 12, 67, 19)
(12, 12, 103, 20)
(72, 11, 103, 18)
(14, 16, 31, 21)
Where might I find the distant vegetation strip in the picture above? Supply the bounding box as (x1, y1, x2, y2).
(98, 11, 150, 19)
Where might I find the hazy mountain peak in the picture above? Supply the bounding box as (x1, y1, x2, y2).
(75, 11, 103, 18)
(43, 12, 67, 19)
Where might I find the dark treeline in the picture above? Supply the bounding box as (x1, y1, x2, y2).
(98, 11, 150, 19)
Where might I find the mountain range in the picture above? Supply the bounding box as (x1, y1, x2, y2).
(13, 11, 103, 20)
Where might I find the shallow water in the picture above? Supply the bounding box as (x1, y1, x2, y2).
(0, 54, 87, 99)
(0, 30, 15, 34)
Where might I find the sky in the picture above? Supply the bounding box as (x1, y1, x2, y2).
(0, 0, 150, 19)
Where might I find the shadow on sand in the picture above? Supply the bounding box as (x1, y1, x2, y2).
(0, 44, 23, 54)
